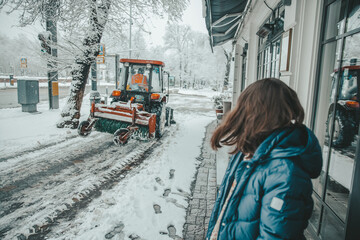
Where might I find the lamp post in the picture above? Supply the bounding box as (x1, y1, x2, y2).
(129, 0, 132, 58)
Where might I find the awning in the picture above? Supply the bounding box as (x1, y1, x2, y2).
(204, 0, 249, 47)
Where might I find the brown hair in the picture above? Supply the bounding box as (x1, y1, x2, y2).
(211, 78, 304, 156)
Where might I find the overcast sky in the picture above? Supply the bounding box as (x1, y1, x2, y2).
(0, 1, 207, 44)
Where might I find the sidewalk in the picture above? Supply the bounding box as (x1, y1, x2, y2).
(182, 120, 219, 240)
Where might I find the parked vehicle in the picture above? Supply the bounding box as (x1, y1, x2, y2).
(78, 58, 175, 145)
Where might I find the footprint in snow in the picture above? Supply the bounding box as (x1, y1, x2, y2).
(167, 225, 177, 239)
(169, 169, 175, 179)
(159, 225, 182, 239)
(153, 204, 162, 214)
(105, 223, 125, 239)
(155, 177, 165, 186)
(163, 188, 171, 197)
(129, 234, 143, 240)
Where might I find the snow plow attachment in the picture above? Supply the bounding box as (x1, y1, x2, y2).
(78, 101, 156, 145)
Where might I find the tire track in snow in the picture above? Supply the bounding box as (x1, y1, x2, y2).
(0, 132, 167, 240)
(0, 135, 78, 163)
(0, 138, 114, 204)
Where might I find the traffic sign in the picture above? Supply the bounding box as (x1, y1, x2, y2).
(52, 81, 59, 96)
(98, 44, 105, 56)
(20, 57, 27, 68)
(96, 56, 105, 64)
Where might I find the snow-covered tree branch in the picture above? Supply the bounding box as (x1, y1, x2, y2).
(0, 0, 189, 128)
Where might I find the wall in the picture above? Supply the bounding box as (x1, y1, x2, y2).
(290, 0, 323, 125)
(233, 0, 323, 126)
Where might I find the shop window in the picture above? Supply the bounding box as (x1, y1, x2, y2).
(325, 33, 359, 222)
(311, 0, 360, 238)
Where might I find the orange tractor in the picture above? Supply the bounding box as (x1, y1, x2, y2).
(78, 58, 175, 145)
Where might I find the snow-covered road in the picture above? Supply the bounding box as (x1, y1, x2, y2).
(0, 89, 217, 239)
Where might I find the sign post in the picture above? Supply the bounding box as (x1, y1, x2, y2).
(9, 74, 14, 86)
(20, 57, 27, 76)
(38, 0, 59, 110)
(20, 58, 27, 69)
(93, 43, 106, 90)
(91, 62, 97, 91)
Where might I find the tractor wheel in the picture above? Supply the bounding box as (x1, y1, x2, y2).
(113, 128, 129, 146)
(152, 103, 166, 138)
(78, 121, 91, 137)
(327, 110, 355, 148)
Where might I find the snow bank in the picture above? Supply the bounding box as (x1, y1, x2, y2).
(0, 94, 91, 158)
(177, 88, 221, 98)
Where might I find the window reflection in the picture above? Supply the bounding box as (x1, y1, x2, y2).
(311, 0, 360, 238)
(346, 0, 360, 32)
(325, 34, 359, 222)
(312, 40, 339, 196)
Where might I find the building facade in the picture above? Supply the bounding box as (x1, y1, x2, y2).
(205, 0, 359, 239)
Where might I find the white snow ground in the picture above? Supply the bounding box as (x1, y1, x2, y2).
(0, 88, 217, 239)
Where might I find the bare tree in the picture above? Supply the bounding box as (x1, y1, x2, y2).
(163, 23, 227, 89)
(164, 23, 191, 87)
(0, 0, 188, 128)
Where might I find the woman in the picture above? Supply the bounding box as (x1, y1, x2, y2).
(207, 78, 322, 240)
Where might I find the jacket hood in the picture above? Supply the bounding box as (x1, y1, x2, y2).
(251, 125, 323, 178)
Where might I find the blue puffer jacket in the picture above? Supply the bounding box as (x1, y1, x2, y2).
(206, 125, 322, 240)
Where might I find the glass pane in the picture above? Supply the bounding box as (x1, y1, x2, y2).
(346, 0, 360, 32)
(342, 34, 360, 67)
(313, 40, 340, 196)
(119, 66, 127, 90)
(273, 40, 280, 78)
(324, 0, 346, 40)
(128, 65, 150, 92)
(264, 48, 269, 78)
(151, 66, 162, 92)
(325, 34, 360, 222)
(257, 53, 262, 80)
(320, 208, 345, 239)
(264, 46, 271, 78)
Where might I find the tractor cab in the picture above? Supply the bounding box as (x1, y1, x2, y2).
(112, 59, 168, 110)
(327, 64, 360, 147)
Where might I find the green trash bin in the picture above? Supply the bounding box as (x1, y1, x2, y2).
(17, 79, 39, 112)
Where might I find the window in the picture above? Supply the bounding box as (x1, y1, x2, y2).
(151, 67, 162, 93)
(257, 4, 284, 80)
(310, 0, 360, 239)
